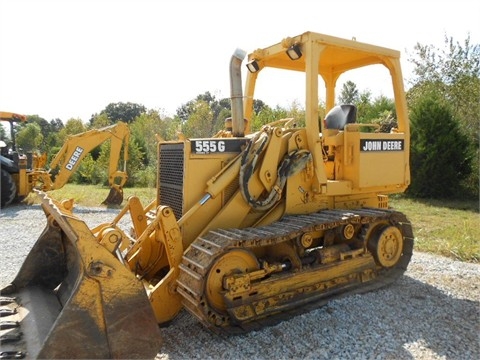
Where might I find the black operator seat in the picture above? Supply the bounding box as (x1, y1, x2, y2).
(325, 104, 357, 130)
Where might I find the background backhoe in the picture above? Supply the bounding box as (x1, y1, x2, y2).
(1, 31, 414, 359)
(0, 115, 130, 207)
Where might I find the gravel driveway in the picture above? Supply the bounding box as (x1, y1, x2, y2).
(1, 202, 479, 360)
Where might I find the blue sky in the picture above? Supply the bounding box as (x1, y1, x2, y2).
(1, 0, 478, 123)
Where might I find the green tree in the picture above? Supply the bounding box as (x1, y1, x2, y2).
(338, 80, 360, 104)
(407, 93, 472, 198)
(58, 118, 86, 138)
(90, 102, 146, 125)
(26, 115, 50, 151)
(53, 118, 87, 162)
(49, 119, 64, 132)
(252, 99, 267, 115)
(95, 138, 145, 187)
(176, 92, 232, 136)
(130, 109, 174, 166)
(251, 104, 288, 131)
(407, 33, 479, 195)
(44, 118, 64, 152)
(15, 123, 43, 152)
(182, 100, 215, 138)
(355, 93, 396, 126)
(355, 90, 372, 123)
(71, 153, 101, 184)
(89, 113, 112, 129)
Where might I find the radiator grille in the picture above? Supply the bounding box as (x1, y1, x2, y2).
(377, 194, 389, 209)
(158, 143, 184, 220)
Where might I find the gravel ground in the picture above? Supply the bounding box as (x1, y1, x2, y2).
(1, 202, 479, 360)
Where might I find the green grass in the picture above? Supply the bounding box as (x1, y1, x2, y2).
(390, 196, 479, 263)
(25, 184, 157, 208)
(25, 185, 479, 263)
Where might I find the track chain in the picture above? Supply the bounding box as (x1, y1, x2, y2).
(176, 208, 414, 334)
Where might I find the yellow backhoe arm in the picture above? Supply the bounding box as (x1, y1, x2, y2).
(0, 111, 27, 122)
(47, 121, 130, 204)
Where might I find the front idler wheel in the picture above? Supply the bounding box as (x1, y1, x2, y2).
(368, 225, 404, 268)
(206, 249, 259, 314)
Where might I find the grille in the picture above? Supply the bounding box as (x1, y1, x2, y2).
(158, 143, 184, 220)
(377, 194, 389, 209)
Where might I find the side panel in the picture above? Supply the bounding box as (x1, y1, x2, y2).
(343, 131, 409, 191)
(157, 139, 246, 246)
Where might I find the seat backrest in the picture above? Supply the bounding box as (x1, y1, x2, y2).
(325, 104, 357, 130)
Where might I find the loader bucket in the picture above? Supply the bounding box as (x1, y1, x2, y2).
(102, 186, 124, 206)
(0, 191, 162, 359)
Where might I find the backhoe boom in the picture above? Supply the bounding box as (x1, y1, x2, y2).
(0, 119, 130, 207)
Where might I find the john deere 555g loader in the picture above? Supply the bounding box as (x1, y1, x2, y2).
(1, 31, 413, 359)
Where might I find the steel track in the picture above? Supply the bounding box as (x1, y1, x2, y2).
(176, 208, 414, 335)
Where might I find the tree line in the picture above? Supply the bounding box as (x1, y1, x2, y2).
(1, 34, 478, 200)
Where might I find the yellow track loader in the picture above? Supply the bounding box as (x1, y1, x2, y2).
(0, 118, 130, 207)
(1, 32, 414, 359)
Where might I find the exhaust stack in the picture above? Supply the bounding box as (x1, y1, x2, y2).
(230, 48, 247, 137)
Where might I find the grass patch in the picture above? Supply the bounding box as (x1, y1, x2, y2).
(390, 196, 479, 263)
(25, 184, 157, 208)
(24, 185, 479, 263)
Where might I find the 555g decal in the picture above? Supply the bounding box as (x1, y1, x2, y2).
(194, 140, 226, 153)
(191, 139, 247, 154)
